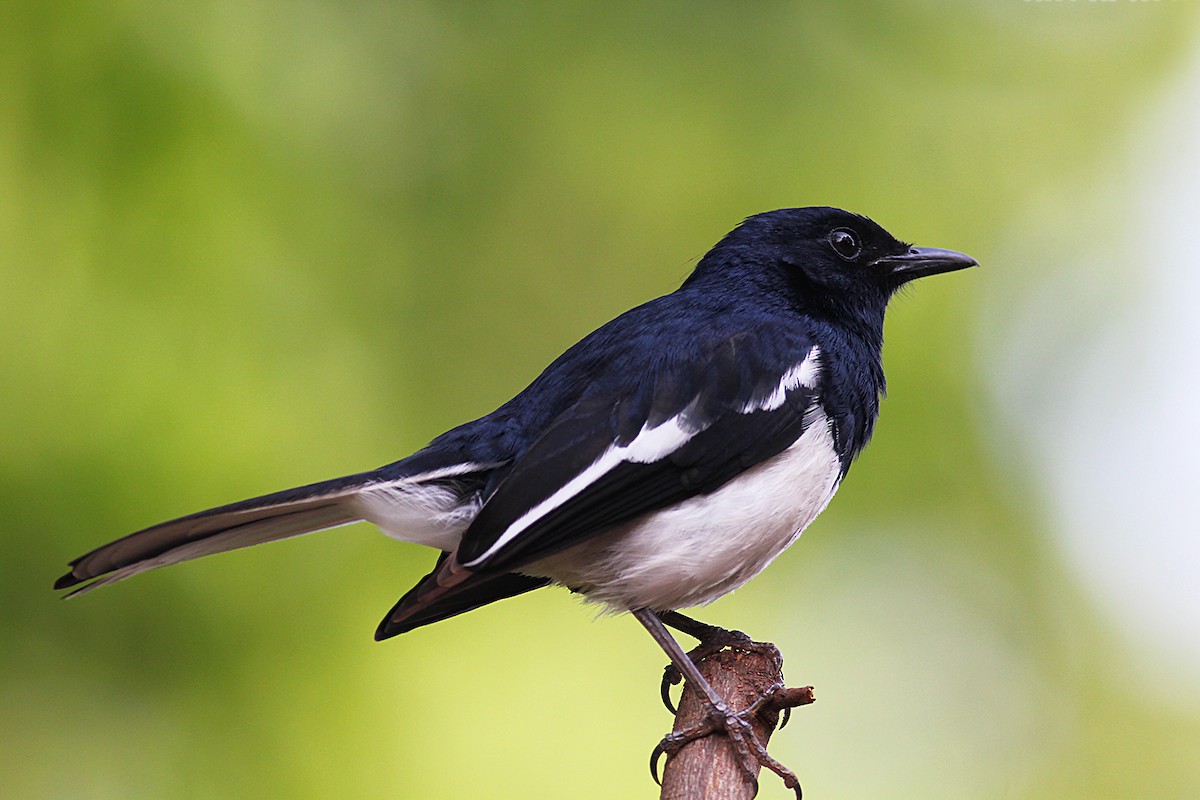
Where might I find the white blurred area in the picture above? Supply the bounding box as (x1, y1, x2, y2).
(990, 33, 1200, 698)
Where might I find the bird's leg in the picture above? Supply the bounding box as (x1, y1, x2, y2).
(658, 609, 744, 642)
(633, 608, 803, 798)
(656, 610, 784, 716)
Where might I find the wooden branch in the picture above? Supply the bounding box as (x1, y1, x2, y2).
(659, 644, 815, 800)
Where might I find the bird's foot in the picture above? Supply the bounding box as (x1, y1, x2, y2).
(660, 627, 783, 714)
(650, 683, 804, 798)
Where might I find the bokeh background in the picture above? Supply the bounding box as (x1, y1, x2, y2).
(5, 2, 1200, 798)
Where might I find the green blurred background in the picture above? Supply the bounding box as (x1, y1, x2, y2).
(5, 2, 1200, 798)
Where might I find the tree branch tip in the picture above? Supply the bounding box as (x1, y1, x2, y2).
(770, 685, 816, 710)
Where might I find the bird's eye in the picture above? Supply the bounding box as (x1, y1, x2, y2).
(828, 228, 862, 261)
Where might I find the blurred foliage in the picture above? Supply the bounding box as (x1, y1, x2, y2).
(3, 2, 1200, 798)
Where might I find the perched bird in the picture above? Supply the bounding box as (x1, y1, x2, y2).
(56, 207, 975, 794)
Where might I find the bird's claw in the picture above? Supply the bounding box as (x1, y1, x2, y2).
(658, 629, 781, 714)
(650, 711, 722, 785)
(650, 688, 803, 798)
(660, 665, 682, 714)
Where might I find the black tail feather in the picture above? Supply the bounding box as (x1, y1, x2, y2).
(376, 557, 549, 640)
(56, 472, 377, 595)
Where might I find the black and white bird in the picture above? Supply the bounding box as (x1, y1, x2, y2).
(56, 206, 975, 792)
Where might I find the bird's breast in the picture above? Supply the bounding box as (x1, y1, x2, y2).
(527, 405, 842, 612)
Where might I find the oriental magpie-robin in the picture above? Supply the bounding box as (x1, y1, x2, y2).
(56, 207, 976, 792)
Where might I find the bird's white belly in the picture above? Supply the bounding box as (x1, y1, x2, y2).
(528, 407, 842, 612)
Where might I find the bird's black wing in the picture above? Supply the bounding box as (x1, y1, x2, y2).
(468, 404, 818, 570)
(376, 333, 822, 637)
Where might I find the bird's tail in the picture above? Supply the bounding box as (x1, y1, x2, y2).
(374, 553, 550, 640)
(54, 473, 375, 597)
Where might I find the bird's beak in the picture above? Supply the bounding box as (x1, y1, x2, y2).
(871, 247, 978, 281)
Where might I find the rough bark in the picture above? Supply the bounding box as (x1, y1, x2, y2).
(659, 645, 814, 800)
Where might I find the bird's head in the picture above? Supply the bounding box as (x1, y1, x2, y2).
(687, 207, 977, 320)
